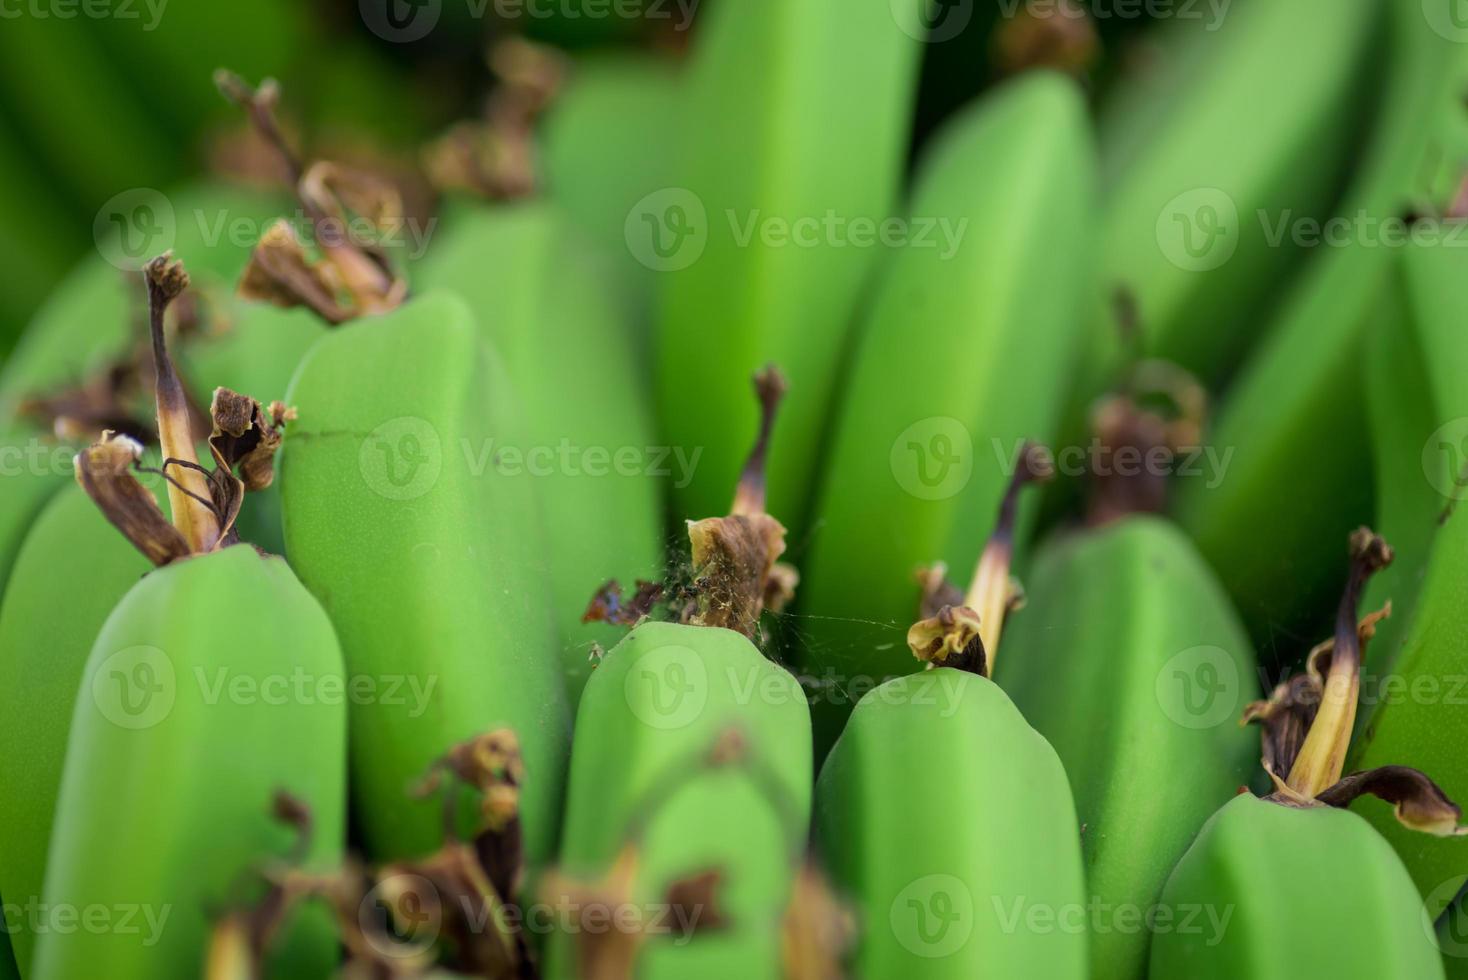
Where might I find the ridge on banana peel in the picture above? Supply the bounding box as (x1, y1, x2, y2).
(817, 445, 1089, 979)
(798, 70, 1096, 758)
(998, 376, 1258, 980)
(548, 369, 811, 980)
(1150, 529, 1466, 980)
(655, 0, 925, 535)
(1174, 0, 1460, 649)
(34, 254, 346, 980)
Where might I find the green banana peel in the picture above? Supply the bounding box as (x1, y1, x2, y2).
(416, 202, 665, 706)
(1174, 0, 1459, 648)
(998, 514, 1258, 980)
(798, 71, 1096, 753)
(654, 0, 924, 533)
(280, 291, 570, 866)
(1151, 530, 1465, 979)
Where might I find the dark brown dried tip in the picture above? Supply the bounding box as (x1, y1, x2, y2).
(74, 434, 191, 567)
(1088, 360, 1206, 526)
(906, 604, 985, 676)
(679, 366, 792, 641)
(993, 0, 1099, 77)
(583, 579, 664, 627)
(1316, 766, 1468, 836)
(214, 71, 300, 184)
(733, 365, 788, 517)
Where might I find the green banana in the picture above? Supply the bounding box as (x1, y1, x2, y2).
(1173, 0, 1460, 645)
(1150, 530, 1464, 979)
(1091, 0, 1378, 382)
(654, 0, 924, 530)
(0, 483, 155, 971)
(0, 429, 73, 596)
(1349, 219, 1468, 904)
(816, 446, 1087, 977)
(417, 201, 664, 705)
(797, 71, 1096, 752)
(279, 290, 570, 866)
(33, 255, 346, 979)
(996, 513, 1257, 980)
(539, 51, 682, 343)
(545, 371, 811, 980)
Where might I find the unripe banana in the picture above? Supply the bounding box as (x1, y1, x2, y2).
(539, 51, 681, 332)
(32, 254, 346, 979)
(1173, 0, 1459, 643)
(34, 544, 347, 980)
(544, 369, 810, 980)
(416, 201, 664, 705)
(0, 429, 73, 596)
(1150, 792, 1445, 979)
(654, 0, 924, 531)
(279, 291, 570, 866)
(544, 622, 812, 980)
(1350, 221, 1468, 905)
(1090, 0, 1377, 383)
(1150, 530, 1464, 980)
(816, 447, 1087, 978)
(0, 484, 155, 971)
(797, 71, 1096, 752)
(995, 514, 1257, 980)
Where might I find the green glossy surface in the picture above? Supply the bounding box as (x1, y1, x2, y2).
(34, 545, 346, 979)
(280, 292, 569, 865)
(0, 485, 154, 972)
(798, 72, 1095, 752)
(417, 203, 664, 706)
(1151, 793, 1443, 979)
(998, 516, 1257, 980)
(816, 669, 1087, 978)
(546, 621, 812, 980)
(654, 0, 924, 533)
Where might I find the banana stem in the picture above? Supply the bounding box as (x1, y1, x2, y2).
(1286, 529, 1392, 797)
(961, 443, 1051, 670)
(731, 366, 787, 517)
(146, 254, 220, 553)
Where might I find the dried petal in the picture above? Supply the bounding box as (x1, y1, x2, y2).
(907, 604, 985, 675)
(1316, 766, 1468, 837)
(583, 579, 664, 627)
(781, 860, 855, 980)
(74, 434, 192, 567)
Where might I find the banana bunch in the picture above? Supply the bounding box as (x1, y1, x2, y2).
(654, 0, 924, 531)
(544, 369, 811, 980)
(416, 200, 664, 706)
(816, 445, 1087, 977)
(1150, 530, 1466, 978)
(31, 255, 346, 978)
(797, 71, 1095, 752)
(1090, 0, 1377, 384)
(1173, 0, 1460, 644)
(998, 511, 1257, 979)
